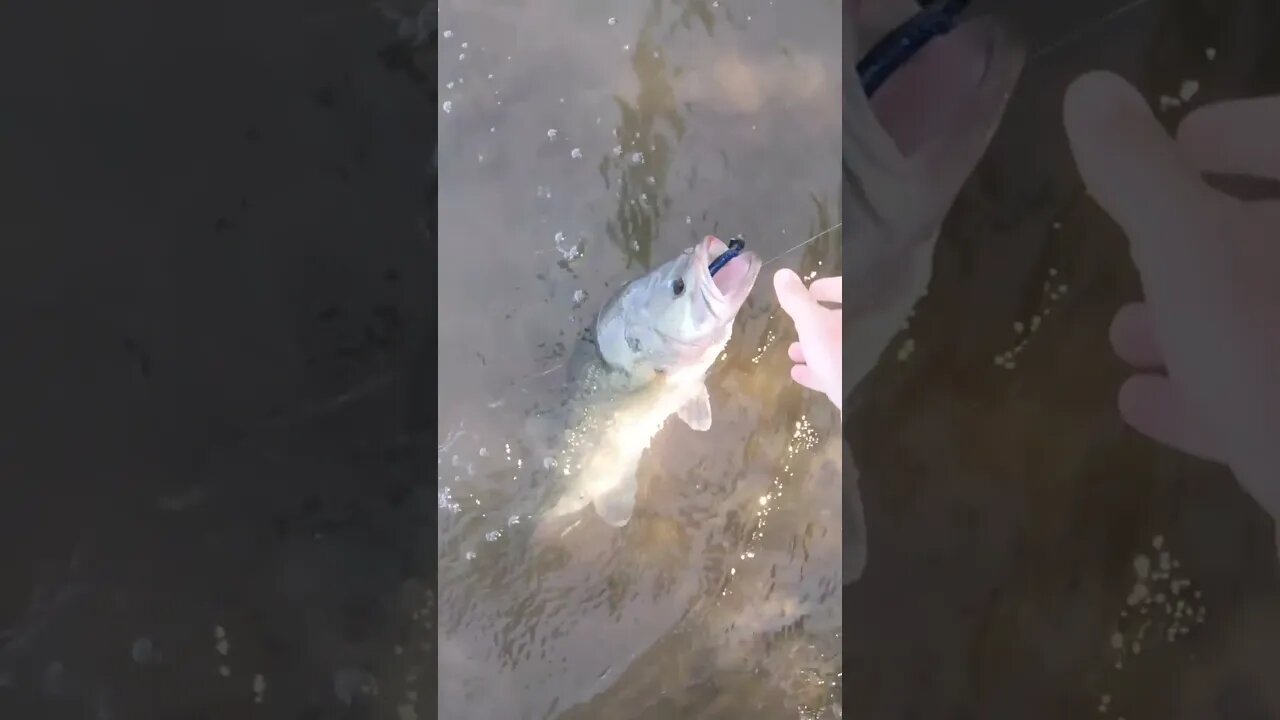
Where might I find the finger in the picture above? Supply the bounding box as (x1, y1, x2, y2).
(791, 364, 823, 393)
(774, 269, 819, 328)
(808, 276, 842, 305)
(1177, 95, 1280, 180)
(1118, 374, 1226, 464)
(788, 342, 806, 364)
(1063, 72, 1241, 307)
(1109, 302, 1165, 369)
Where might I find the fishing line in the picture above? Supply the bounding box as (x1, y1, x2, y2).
(857, 0, 1157, 93)
(1029, 0, 1155, 61)
(759, 222, 843, 268)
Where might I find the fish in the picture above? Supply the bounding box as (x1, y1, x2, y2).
(531, 234, 761, 531)
(842, 0, 1026, 582)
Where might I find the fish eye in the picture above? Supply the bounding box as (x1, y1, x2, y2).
(672, 278, 685, 296)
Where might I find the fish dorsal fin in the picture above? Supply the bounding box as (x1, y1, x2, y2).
(676, 383, 713, 432)
(593, 469, 638, 527)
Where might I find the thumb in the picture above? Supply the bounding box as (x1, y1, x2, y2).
(1063, 71, 1241, 309)
(774, 268, 816, 326)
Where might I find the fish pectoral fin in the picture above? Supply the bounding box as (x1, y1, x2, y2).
(676, 384, 713, 432)
(592, 472, 638, 527)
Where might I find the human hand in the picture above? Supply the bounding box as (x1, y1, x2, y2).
(1064, 71, 1280, 518)
(774, 269, 842, 413)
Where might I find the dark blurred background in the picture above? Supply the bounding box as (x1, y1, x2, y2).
(0, 0, 437, 717)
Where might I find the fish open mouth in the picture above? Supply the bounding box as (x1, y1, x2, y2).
(702, 235, 759, 300)
(865, 16, 1021, 156)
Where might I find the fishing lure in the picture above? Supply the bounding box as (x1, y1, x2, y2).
(856, 0, 971, 98)
(708, 236, 746, 277)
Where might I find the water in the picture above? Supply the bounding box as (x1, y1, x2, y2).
(437, 0, 842, 717)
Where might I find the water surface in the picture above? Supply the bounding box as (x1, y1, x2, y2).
(437, 0, 842, 717)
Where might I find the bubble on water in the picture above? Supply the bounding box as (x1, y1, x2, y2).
(547, 128, 558, 140)
(611, 145, 623, 157)
(646, 176, 655, 185)
(554, 231, 582, 261)
(460, 41, 468, 49)
(686, 216, 692, 224)
(458, 53, 466, 61)
(442, 101, 453, 113)
(446, 81, 455, 89)
(484, 530, 502, 542)
(571, 147, 583, 159)
(478, 447, 489, 457)
(464, 551, 477, 560)
(630, 151, 645, 165)
(543, 457, 557, 469)
(572, 289, 588, 307)
(438, 488, 461, 512)
(508, 515, 521, 526)
(608, 16, 617, 25)
(1178, 79, 1200, 101)
(490, 127, 496, 133)
(712, 0, 719, 6)
(487, 73, 494, 79)
(442, 29, 453, 38)
(623, 44, 631, 51)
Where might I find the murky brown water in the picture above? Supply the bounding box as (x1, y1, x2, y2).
(436, 0, 842, 718)
(845, 0, 1280, 718)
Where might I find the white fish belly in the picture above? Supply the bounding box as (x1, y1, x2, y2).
(546, 377, 704, 526)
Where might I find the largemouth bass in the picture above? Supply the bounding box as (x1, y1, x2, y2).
(532, 235, 761, 531)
